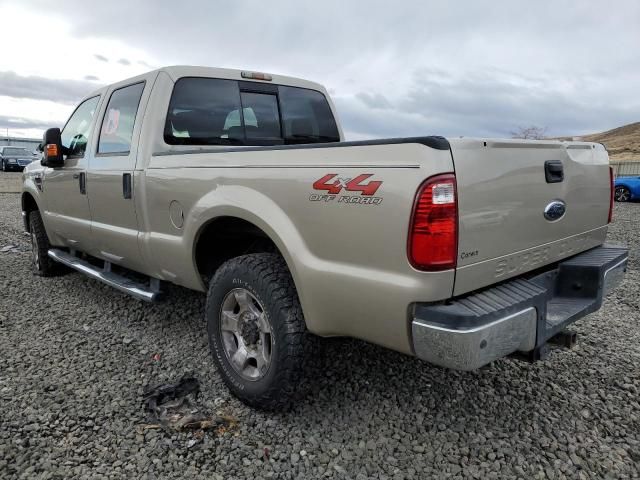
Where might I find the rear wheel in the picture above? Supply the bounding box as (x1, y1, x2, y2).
(29, 210, 60, 276)
(206, 253, 311, 410)
(1, 160, 5, 172)
(615, 186, 631, 202)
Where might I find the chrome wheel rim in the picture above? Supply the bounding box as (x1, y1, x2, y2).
(615, 187, 629, 202)
(31, 231, 40, 270)
(219, 288, 273, 381)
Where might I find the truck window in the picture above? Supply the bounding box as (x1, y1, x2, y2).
(164, 77, 340, 146)
(279, 86, 340, 144)
(61, 95, 100, 157)
(239, 92, 282, 142)
(98, 82, 145, 155)
(165, 78, 243, 146)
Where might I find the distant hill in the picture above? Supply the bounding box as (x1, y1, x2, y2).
(557, 122, 640, 162)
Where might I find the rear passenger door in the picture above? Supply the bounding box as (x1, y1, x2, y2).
(87, 76, 153, 272)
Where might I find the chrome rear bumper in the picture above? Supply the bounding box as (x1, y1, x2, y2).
(412, 244, 628, 370)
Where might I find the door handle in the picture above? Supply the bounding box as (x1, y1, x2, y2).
(544, 160, 564, 183)
(74, 172, 86, 194)
(122, 173, 132, 199)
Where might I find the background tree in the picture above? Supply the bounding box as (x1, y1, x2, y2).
(510, 125, 548, 139)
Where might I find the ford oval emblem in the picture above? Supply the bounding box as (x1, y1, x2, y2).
(544, 201, 566, 221)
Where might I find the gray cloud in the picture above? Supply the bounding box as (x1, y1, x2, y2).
(355, 93, 392, 110)
(84, 75, 100, 81)
(13, 0, 640, 138)
(338, 69, 640, 139)
(94, 54, 109, 62)
(0, 71, 99, 104)
(118, 58, 131, 66)
(0, 115, 58, 132)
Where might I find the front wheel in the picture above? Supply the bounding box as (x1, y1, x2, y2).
(29, 210, 60, 276)
(206, 253, 311, 410)
(615, 186, 631, 202)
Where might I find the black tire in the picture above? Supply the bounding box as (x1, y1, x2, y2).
(1, 160, 5, 172)
(614, 186, 630, 202)
(206, 253, 310, 410)
(29, 210, 60, 276)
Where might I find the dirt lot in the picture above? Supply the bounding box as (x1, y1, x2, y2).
(0, 187, 638, 479)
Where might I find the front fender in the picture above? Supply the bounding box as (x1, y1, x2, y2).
(21, 173, 45, 232)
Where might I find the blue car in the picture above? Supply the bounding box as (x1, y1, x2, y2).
(614, 175, 640, 202)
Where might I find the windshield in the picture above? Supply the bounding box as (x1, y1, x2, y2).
(164, 78, 340, 146)
(2, 147, 30, 156)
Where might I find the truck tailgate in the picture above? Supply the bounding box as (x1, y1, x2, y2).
(450, 138, 611, 296)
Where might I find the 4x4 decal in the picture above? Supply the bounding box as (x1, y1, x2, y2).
(312, 174, 382, 196)
(310, 173, 383, 205)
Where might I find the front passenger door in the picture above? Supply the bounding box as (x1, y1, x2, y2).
(43, 95, 101, 249)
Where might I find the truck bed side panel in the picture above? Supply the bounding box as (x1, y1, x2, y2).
(141, 143, 454, 354)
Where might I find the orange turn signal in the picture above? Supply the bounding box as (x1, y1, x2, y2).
(46, 144, 58, 157)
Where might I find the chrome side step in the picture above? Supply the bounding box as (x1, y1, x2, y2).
(48, 249, 162, 302)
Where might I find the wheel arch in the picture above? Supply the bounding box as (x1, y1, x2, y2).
(21, 191, 40, 233)
(191, 209, 310, 325)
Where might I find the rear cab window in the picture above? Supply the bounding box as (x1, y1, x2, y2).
(164, 77, 340, 146)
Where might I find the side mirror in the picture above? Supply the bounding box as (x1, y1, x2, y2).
(41, 128, 64, 167)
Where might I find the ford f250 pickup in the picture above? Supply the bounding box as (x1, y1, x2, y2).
(22, 66, 628, 409)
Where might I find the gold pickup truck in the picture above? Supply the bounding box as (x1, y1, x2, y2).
(21, 66, 628, 409)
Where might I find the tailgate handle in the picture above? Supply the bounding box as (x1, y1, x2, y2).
(544, 160, 564, 183)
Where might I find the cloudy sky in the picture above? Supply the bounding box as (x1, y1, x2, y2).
(1, 0, 638, 140)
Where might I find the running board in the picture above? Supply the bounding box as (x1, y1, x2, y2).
(48, 249, 162, 302)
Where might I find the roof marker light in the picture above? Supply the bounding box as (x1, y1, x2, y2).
(241, 71, 273, 81)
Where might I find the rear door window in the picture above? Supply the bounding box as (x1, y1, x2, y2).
(98, 82, 145, 155)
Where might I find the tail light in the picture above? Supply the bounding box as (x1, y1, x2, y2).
(608, 166, 614, 223)
(408, 173, 458, 271)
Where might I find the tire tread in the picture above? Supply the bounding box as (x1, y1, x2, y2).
(206, 253, 311, 410)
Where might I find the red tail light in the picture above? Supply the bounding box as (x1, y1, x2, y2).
(608, 166, 614, 223)
(408, 173, 458, 271)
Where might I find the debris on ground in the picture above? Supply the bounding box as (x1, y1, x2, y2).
(141, 375, 235, 433)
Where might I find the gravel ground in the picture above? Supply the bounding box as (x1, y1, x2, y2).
(0, 192, 639, 480)
(0, 172, 23, 193)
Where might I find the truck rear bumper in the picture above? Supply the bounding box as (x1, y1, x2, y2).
(411, 244, 628, 370)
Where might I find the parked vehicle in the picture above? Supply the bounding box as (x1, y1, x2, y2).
(21, 66, 628, 409)
(614, 175, 640, 202)
(0, 146, 33, 171)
